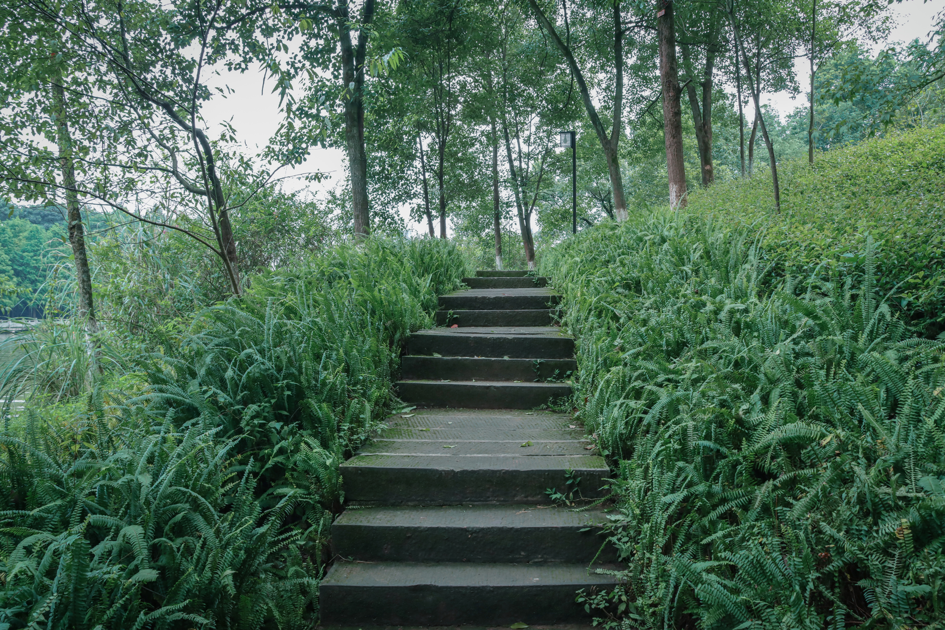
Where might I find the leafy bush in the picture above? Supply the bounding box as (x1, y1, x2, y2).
(0, 236, 471, 629)
(686, 125, 945, 335)
(543, 213, 945, 629)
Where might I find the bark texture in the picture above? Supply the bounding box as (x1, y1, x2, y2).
(658, 0, 687, 208)
(491, 119, 502, 270)
(338, 0, 376, 238)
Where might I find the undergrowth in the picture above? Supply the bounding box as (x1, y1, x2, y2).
(543, 214, 945, 629)
(0, 237, 470, 629)
(687, 125, 945, 336)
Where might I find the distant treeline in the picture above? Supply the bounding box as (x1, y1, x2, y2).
(0, 200, 107, 318)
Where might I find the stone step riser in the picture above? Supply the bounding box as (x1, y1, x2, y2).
(439, 294, 560, 311)
(342, 465, 608, 505)
(320, 578, 611, 625)
(475, 270, 530, 277)
(397, 381, 571, 409)
(463, 277, 548, 289)
(332, 523, 616, 564)
(406, 334, 574, 359)
(434, 309, 557, 326)
(401, 356, 575, 381)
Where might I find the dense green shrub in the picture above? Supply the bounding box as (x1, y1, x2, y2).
(685, 125, 945, 334)
(0, 237, 471, 629)
(543, 214, 945, 629)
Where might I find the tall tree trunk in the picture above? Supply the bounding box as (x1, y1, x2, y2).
(437, 143, 447, 239)
(417, 132, 435, 237)
(731, 15, 781, 211)
(491, 119, 502, 270)
(658, 0, 687, 208)
(50, 78, 97, 333)
(808, 0, 816, 164)
(501, 121, 534, 270)
(681, 41, 716, 187)
(736, 56, 745, 176)
(338, 0, 375, 239)
(525, 0, 627, 220)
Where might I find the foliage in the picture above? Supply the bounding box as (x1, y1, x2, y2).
(543, 212, 945, 630)
(0, 236, 470, 628)
(683, 124, 945, 335)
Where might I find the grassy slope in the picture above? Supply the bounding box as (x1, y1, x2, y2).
(687, 125, 945, 334)
(542, 130, 945, 629)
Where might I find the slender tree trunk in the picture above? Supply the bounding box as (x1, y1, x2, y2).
(736, 58, 745, 176)
(501, 121, 534, 270)
(51, 78, 97, 334)
(748, 112, 758, 175)
(437, 143, 447, 239)
(681, 41, 716, 187)
(417, 132, 435, 237)
(338, 0, 375, 238)
(731, 16, 781, 210)
(491, 119, 502, 270)
(658, 0, 687, 208)
(808, 0, 816, 164)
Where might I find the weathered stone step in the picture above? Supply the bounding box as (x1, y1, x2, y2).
(406, 327, 573, 359)
(463, 276, 548, 289)
(475, 270, 530, 277)
(320, 562, 619, 625)
(341, 453, 609, 504)
(332, 505, 616, 563)
(439, 288, 560, 311)
(401, 356, 575, 381)
(435, 309, 557, 327)
(360, 438, 591, 456)
(398, 380, 571, 409)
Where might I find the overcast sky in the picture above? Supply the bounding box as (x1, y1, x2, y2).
(200, 0, 943, 232)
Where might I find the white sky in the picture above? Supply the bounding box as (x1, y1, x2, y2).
(201, 0, 942, 233)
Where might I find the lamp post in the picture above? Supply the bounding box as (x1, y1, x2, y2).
(559, 131, 576, 234)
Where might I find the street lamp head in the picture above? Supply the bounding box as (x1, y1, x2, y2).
(559, 131, 574, 148)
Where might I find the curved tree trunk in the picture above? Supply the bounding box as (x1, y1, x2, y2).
(50, 78, 97, 334)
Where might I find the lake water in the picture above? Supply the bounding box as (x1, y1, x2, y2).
(0, 331, 26, 374)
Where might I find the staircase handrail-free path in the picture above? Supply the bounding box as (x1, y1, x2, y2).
(320, 271, 619, 627)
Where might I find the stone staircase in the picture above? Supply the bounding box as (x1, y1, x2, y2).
(320, 270, 618, 627)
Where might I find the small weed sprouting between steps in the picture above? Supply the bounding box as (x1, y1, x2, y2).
(546, 468, 582, 506)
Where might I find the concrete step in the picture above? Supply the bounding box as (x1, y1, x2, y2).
(406, 327, 574, 359)
(439, 288, 560, 311)
(341, 453, 609, 504)
(435, 309, 557, 327)
(401, 356, 575, 381)
(359, 439, 592, 456)
(476, 270, 530, 277)
(463, 276, 548, 289)
(332, 504, 617, 563)
(378, 409, 586, 441)
(320, 562, 619, 625)
(397, 380, 571, 409)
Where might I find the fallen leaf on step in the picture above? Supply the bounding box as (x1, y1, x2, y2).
(443, 445, 456, 449)
(510, 624, 529, 629)
(521, 441, 533, 447)
(419, 428, 430, 432)
(401, 414, 415, 418)
(450, 324, 459, 328)
(568, 425, 577, 429)
(585, 445, 595, 450)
